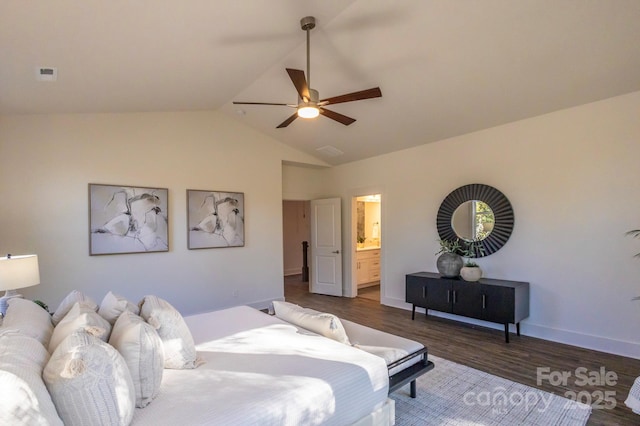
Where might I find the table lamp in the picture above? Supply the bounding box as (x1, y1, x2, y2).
(0, 254, 40, 316)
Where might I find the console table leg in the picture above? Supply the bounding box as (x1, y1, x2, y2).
(411, 305, 415, 320)
(504, 324, 510, 343)
(516, 323, 521, 336)
(410, 380, 417, 398)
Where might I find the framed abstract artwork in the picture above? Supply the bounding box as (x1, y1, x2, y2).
(89, 183, 169, 255)
(187, 190, 244, 249)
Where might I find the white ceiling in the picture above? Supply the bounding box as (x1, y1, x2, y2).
(2, 1, 640, 165)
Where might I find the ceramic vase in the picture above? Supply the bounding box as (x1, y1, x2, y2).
(460, 266, 483, 282)
(436, 253, 463, 278)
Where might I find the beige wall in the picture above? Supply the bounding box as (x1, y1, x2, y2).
(284, 91, 640, 358)
(0, 111, 325, 314)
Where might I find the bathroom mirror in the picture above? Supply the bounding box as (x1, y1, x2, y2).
(437, 184, 514, 257)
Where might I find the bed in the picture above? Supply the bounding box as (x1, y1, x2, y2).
(2, 294, 429, 425)
(132, 305, 394, 425)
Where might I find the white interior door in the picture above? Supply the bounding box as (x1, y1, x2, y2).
(310, 198, 343, 296)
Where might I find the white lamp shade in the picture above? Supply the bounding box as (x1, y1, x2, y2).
(0, 255, 40, 291)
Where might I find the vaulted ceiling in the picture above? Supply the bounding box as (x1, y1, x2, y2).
(2, 1, 639, 165)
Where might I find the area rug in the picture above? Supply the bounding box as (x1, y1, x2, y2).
(391, 355, 592, 426)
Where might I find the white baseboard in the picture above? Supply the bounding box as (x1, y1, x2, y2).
(284, 268, 302, 276)
(381, 296, 640, 360)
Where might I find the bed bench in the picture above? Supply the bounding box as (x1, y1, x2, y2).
(341, 318, 435, 398)
(272, 301, 435, 398)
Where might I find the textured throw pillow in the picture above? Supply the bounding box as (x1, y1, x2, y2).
(109, 311, 164, 408)
(272, 300, 351, 345)
(43, 330, 135, 426)
(0, 333, 63, 426)
(49, 302, 112, 353)
(51, 290, 98, 326)
(98, 291, 140, 325)
(0, 297, 54, 347)
(139, 295, 196, 369)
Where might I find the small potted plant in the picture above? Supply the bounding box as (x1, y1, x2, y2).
(435, 238, 463, 277)
(357, 235, 366, 249)
(460, 240, 485, 282)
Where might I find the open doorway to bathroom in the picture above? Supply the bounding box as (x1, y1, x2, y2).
(354, 194, 381, 302)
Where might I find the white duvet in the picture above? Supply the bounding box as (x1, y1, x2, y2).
(132, 306, 389, 425)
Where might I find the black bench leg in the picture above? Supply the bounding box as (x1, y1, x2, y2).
(504, 324, 509, 343)
(516, 323, 521, 336)
(411, 304, 415, 320)
(410, 380, 417, 398)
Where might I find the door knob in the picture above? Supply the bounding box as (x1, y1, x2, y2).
(332, 250, 340, 254)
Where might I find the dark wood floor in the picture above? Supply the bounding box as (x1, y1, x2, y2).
(357, 284, 380, 301)
(285, 275, 640, 426)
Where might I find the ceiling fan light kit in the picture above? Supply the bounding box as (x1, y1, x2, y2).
(298, 106, 319, 118)
(233, 16, 382, 128)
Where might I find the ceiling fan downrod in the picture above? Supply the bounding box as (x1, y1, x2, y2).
(300, 16, 315, 94)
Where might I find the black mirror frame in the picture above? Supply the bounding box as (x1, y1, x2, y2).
(436, 184, 514, 257)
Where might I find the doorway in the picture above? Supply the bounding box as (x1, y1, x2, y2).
(282, 200, 311, 290)
(283, 198, 344, 297)
(354, 194, 381, 302)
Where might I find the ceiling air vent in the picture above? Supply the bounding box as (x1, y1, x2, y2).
(35, 67, 58, 82)
(316, 145, 344, 157)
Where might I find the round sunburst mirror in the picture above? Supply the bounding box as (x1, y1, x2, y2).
(437, 184, 514, 257)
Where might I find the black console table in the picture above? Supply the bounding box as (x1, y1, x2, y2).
(406, 272, 529, 343)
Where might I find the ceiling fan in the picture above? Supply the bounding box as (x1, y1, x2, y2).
(233, 16, 382, 128)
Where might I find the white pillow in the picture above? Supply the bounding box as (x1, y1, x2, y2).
(109, 311, 164, 408)
(139, 295, 196, 369)
(272, 301, 351, 345)
(0, 333, 63, 425)
(51, 290, 98, 325)
(0, 297, 54, 347)
(48, 302, 111, 353)
(99, 291, 140, 325)
(44, 330, 135, 426)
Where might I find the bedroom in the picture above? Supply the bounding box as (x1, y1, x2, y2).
(1, 1, 640, 425)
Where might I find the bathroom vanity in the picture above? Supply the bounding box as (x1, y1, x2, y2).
(356, 248, 380, 287)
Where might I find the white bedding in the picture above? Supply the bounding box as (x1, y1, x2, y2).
(132, 306, 389, 425)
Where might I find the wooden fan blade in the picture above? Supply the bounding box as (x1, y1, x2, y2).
(233, 101, 291, 106)
(286, 68, 310, 101)
(320, 108, 356, 126)
(320, 87, 382, 105)
(276, 113, 299, 128)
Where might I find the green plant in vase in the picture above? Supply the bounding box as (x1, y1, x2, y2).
(459, 240, 485, 282)
(436, 238, 461, 256)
